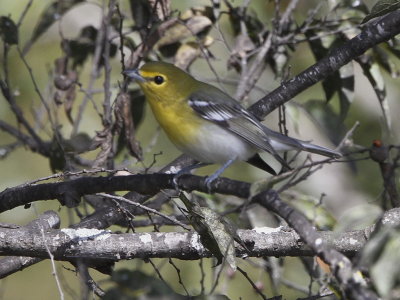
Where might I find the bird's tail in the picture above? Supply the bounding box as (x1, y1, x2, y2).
(298, 140, 342, 158)
(262, 125, 342, 159)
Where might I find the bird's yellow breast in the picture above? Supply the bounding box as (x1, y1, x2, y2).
(145, 90, 202, 148)
(144, 89, 256, 163)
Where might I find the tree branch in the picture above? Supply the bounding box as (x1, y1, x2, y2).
(0, 173, 250, 212)
(0, 120, 50, 156)
(253, 190, 380, 300)
(0, 225, 370, 260)
(249, 10, 400, 118)
(0, 211, 60, 278)
(1, 208, 398, 261)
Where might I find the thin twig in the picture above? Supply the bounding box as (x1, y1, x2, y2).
(209, 263, 224, 294)
(17, 46, 54, 126)
(97, 193, 191, 230)
(101, 0, 115, 127)
(148, 258, 167, 283)
(337, 121, 360, 150)
(168, 259, 190, 296)
(0, 120, 47, 155)
(40, 226, 65, 300)
(72, 1, 109, 137)
(116, 3, 126, 75)
(237, 266, 269, 300)
(235, 33, 273, 101)
(279, 0, 299, 30)
(199, 258, 206, 295)
(17, 0, 33, 27)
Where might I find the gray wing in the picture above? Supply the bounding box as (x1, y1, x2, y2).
(188, 88, 303, 168)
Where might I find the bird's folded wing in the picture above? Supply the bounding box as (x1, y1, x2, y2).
(188, 90, 293, 168)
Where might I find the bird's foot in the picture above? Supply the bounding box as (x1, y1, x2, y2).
(172, 162, 210, 190)
(173, 171, 185, 190)
(204, 173, 220, 193)
(204, 158, 236, 193)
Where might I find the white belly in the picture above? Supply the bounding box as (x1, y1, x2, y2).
(175, 122, 256, 164)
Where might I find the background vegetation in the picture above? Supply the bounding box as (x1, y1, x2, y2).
(1, 0, 400, 299)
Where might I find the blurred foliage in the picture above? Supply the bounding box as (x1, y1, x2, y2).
(1, 0, 400, 299)
(62, 25, 118, 69)
(28, 0, 84, 48)
(0, 16, 18, 45)
(363, 0, 400, 23)
(104, 269, 188, 299)
(360, 223, 400, 298)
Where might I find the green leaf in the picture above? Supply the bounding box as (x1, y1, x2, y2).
(363, 0, 400, 24)
(203, 206, 237, 270)
(371, 236, 400, 296)
(360, 225, 400, 297)
(249, 172, 292, 198)
(335, 204, 382, 232)
(180, 194, 244, 270)
(283, 193, 336, 230)
(373, 46, 399, 78)
(0, 16, 18, 45)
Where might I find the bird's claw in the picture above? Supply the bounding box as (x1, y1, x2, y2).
(173, 173, 183, 190)
(204, 176, 216, 194)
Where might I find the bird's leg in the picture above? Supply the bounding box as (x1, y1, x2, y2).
(173, 162, 210, 189)
(205, 158, 236, 193)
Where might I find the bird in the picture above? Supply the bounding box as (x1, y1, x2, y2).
(124, 62, 341, 189)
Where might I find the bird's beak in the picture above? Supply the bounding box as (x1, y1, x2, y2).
(123, 68, 146, 82)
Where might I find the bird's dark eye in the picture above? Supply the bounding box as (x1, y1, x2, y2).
(154, 76, 164, 85)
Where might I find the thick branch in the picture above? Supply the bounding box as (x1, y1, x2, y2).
(0, 120, 50, 156)
(0, 211, 60, 278)
(73, 156, 195, 229)
(3, 175, 400, 298)
(0, 226, 371, 261)
(0, 173, 249, 212)
(2, 208, 399, 261)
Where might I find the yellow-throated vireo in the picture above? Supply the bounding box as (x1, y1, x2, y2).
(124, 62, 341, 187)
